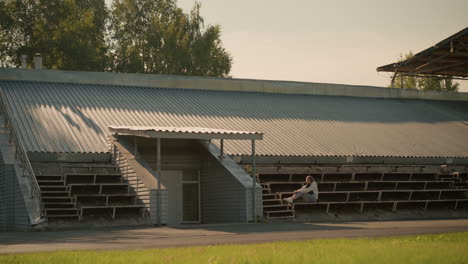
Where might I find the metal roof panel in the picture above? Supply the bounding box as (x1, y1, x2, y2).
(1, 80, 468, 158)
(108, 125, 263, 140)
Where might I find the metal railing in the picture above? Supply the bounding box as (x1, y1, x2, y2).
(0, 89, 44, 217)
(109, 142, 140, 200)
(108, 136, 167, 224)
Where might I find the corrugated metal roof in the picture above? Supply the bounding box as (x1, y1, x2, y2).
(1, 80, 468, 158)
(108, 125, 263, 140)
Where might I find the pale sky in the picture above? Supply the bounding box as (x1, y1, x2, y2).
(107, 0, 468, 91)
(176, 0, 468, 92)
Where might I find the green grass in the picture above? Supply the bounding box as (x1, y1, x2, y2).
(2, 232, 468, 264)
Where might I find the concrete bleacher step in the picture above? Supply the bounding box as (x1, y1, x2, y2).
(65, 173, 123, 184)
(454, 182, 468, 189)
(275, 189, 468, 202)
(440, 178, 460, 182)
(37, 180, 65, 186)
(65, 173, 122, 177)
(33, 161, 150, 223)
(46, 215, 80, 221)
(265, 210, 295, 219)
(262, 194, 276, 200)
(43, 202, 76, 209)
(259, 170, 468, 220)
(42, 191, 70, 197)
(74, 193, 138, 198)
(264, 180, 455, 185)
(45, 208, 80, 215)
(76, 195, 139, 206)
(266, 181, 454, 193)
(263, 204, 291, 211)
(32, 163, 119, 178)
(35, 175, 63, 181)
(40, 185, 69, 192)
(266, 215, 295, 220)
(79, 204, 145, 209)
(70, 186, 131, 197)
(292, 199, 468, 213)
(69, 183, 130, 187)
(78, 204, 146, 220)
(263, 199, 283, 206)
(42, 197, 75, 205)
(60, 164, 119, 170)
(258, 172, 464, 184)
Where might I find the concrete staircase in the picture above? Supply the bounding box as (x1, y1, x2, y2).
(39, 173, 78, 220)
(33, 162, 146, 222)
(261, 183, 295, 220)
(1, 114, 47, 230)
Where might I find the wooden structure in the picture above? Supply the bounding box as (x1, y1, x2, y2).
(377, 27, 468, 87)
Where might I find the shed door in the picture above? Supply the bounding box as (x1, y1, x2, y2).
(182, 169, 200, 223)
(161, 170, 200, 225)
(160, 171, 182, 225)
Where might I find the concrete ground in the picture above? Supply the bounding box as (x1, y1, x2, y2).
(1, 219, 468, 255)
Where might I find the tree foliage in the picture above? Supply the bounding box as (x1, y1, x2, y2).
(108, 0, 232, 76)
(390, 52, 459, 92)
(0, 0, 108, 71)
(0, 0, 232, 77)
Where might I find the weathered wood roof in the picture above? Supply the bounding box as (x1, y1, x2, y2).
(377, 27, 468, 79)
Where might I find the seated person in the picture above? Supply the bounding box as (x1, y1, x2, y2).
(283, 175, 318, 203)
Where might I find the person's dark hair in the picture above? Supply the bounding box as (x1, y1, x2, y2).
(305, 175, 316, 182)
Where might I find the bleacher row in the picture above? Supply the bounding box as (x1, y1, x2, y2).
(33, 162, 146, 221)
(259, 172, 468, 220)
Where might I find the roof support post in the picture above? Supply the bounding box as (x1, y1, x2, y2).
(156, 137, 161, 225)
(134, 137, 138, 157)
(251, 139, 256, 222)
(220, 139, 224, 159)
(390, 69, 398, 88)
(400, 74, 404, 89)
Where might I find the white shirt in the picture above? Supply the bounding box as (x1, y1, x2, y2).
(298, 181, 319, 197)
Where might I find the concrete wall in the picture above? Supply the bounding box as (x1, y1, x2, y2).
(0, 152, 5, 230)
(0, 152, 31, 231)
(138, 138, 202, 224)
(1, 68, 467, 102)
(112, 144, 151, 212)
(200, 154, 249, 223)
(200, 141, 263, 223)
(132, 137, 263, 223)
(138, 138, 203, 170)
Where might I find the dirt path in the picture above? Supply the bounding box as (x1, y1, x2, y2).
(1, 219, 468, 254)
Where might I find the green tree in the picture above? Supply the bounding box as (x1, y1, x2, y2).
(0, 0, 232, 77)
(0, 0, 108, 71)
(108, 0, 232, 77)
(390, 51, 459, 92)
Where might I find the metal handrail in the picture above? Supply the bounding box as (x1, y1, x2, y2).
(0, 89, 44, 217)
(110, 143, 140, 195)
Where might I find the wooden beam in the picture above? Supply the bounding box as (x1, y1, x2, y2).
(431, 51, 468, 57)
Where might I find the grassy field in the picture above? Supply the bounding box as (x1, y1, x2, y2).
(1, 232, 468, 264)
